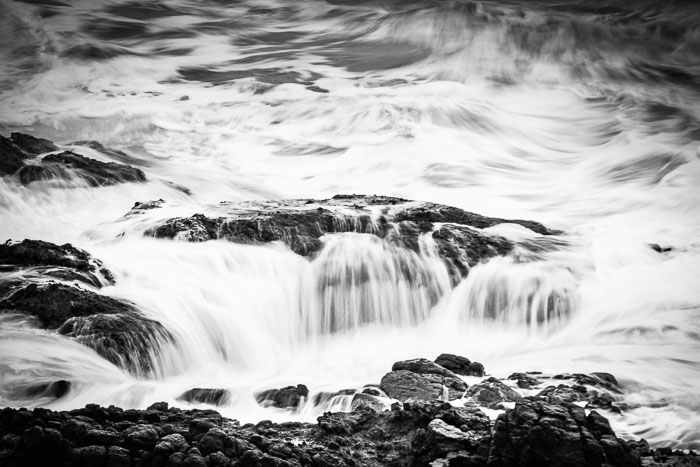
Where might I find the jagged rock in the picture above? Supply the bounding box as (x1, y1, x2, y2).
(0, 399, 687, 467)
(466, 377, 521, 409)
(0, 239, 112, 287)
(255, 384, 309, 410)
(488, 398, 639, 467)
(0, 135, 34, 175)
(177, 389, 231, 407)
(536, 384, 588, 404)
(18, 151, 146, 187)
(508, 372, 542, 389)
(434, 353, 485, 377)
(147, 195, 556, 282)
(9, 133, 58, 156)
(0, 282, 170, 375)
(350, 393, 389, 412)
(380, 369, 467, 402)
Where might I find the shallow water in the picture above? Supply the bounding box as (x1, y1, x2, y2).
(1, 0, 699, 449)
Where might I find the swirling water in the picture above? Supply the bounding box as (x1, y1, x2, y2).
(1, 0, 700, 449)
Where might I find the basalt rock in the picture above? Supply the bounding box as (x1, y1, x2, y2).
(177, 389, 232, 407)
(0, 397, 665, 467)
(254, 384, 309, 411)
(0, 282, 170, 375)
(435, 353, 486, 377)
(466, 377, 522, 409)
(18, 151, 146, 187)
(0, 239, 113, 287)
(488, 397, 640, 467)
(147, 195, 556, 283)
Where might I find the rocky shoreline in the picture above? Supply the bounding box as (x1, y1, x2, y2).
(2, 133, 699, 465)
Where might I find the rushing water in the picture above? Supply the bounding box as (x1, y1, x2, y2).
(1, 0, 700, 450)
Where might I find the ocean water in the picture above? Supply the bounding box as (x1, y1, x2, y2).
(1, 0, 699, 449)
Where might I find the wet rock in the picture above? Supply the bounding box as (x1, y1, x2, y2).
(0, 282, 170, 374)
(536, 384, 587, 404)
(507, 372, 542, 389)
(0, 135, 32, 175)
(466, 377, 521, 409)
(18, 151, 146, 187)
(9, 133, 58, 156)
(488, 398, 638, 467)
(380, 369, 467, 402)
(434, 353, 485, 377)
(123, 424, 159, 451)
(255, 384, 309, 410)
(198, 428, 231, 455)
(0, 239, 113, 287)
(177, 389, 231, 407)
(350, 393, 389, 412)
(392, 357, 455, 376)
(553, 373, 622, 394)
(147, 195, 555, 280)
(129, 199, 165, 213)
(16, 380, 71, 400)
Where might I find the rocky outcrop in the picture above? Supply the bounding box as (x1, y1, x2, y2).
(0, 133, 146, 187)
(18, 152, 146, 187)
(489, 398, 639, 467)
(0, 239, 169, 376)
(0, 397, 667, 467)
(147, 195, 558, 282)
(435, 353, 485, 377)
(466, 377, 522, 409)
(379, 358, 468, 402)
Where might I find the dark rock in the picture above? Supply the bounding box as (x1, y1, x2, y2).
(198, 427, 230, 455)
(68, 140, 147, 167)
(10, 133, 58, 156)
(536, 384, 587, 404)
(18, 151, 146, 187)
(435, 354, 486, 377)
(255, 384, 309, 410)
(16, 380, 71, 400)
(0, 135, 31, 175)
(71, 445, 107, 466)
(488, 397, 638, 467)
(123, 424, 159, 451)
(350, 393, 388, 412)
(0, 282, 170, 374)
(147, 195, 555, 283)
(466, 377, 521, 409)
(129, 199, 165, 213)
(508, 373, 541, 389)
(0, 239, 112, 287)
(392, 358, 456, 376)
(177, 389, 231, 407)
(380, 369, 467, 402)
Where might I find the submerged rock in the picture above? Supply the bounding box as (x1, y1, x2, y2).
(177, 389, 231, 407)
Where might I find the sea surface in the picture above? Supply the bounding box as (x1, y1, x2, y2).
(1, 0, 700, 449)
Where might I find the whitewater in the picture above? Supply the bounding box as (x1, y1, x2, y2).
(1, 0, 699, 450)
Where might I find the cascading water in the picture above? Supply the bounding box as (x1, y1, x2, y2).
(1, 0, 699, 450)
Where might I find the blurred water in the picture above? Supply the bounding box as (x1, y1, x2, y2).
(1, 0, 699, 449)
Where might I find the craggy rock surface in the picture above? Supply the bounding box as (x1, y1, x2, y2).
(380, 358, 468, 402)
(0, 398, 685, 467)
(18, 151, 146, 186)
(1, 133, 146, 186)
(255, 385, 309, 411)
(0, 239, 170, 376)
(147, 194, 560, 282)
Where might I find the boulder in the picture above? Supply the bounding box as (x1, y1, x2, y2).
(380, 369, 467, 402)
(254, 384, 309, 410)
(0, 282, 170, 375)
(507, 372, 542, 389)
(466, 377, 522, 409)
(0, 135, 33, 175)
(434, 354, 485, 377)
(488, 398, 639, 467)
